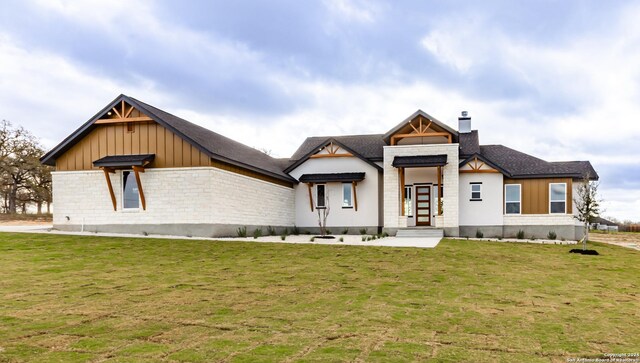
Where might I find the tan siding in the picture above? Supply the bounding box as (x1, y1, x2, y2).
(505, 177, 573, 214)
(55, 121, 211, 170)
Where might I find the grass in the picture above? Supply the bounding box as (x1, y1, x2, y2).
(0, 233, 638, 362)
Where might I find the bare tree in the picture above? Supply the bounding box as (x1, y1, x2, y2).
(317, 193, 330, 236)
(574, 173, 602, 250)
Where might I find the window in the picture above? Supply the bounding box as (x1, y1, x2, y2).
(404, 185, 413, 216)
(122, 171, 140, 209)
(505, 184, 521, 214)
(470, 183, 482, 200)
(316, 184, 326, 208)
(549, 183, 567, 214)
(342, 183, 352, 208)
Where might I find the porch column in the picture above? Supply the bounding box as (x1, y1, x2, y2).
(437, 165, 442, 215)
(398, 167, 405, 216)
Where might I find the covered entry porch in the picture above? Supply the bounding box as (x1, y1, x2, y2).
(393, 155, 445, 228)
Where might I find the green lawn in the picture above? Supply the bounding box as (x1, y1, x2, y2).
(0, 233, 638, 362)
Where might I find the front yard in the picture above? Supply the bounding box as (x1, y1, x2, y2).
(0, 233, 638, 362)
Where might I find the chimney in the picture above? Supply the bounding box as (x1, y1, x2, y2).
(458, 111, 471, 133)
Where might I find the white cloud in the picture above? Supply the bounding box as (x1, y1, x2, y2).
(323, 0, 379, 23)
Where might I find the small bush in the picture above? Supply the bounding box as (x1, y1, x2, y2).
(361, 236, 366, 242)
(475, 230, 484, 238)
(516, 230, 525, 239)
(339, 237, 344, 242)
(142, 231, 148, 236)
(367, 236, 372, 241)
(310, 236, 315, 242)
(292, 225, 300, 235)
(283, 227, 289, 235)
(341, 228, 349, 235)
(267, 226, 276, 236)
(359, 228, 367, 235)
(237, 226, 247, 237)
(381, 231, 389, 238)
(547, 231, 557, 240)
(326, 229, 332, 235)
(253, 228, 262, 239)
(280, 235, 286, 241)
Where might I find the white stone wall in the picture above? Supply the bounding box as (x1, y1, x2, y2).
(52, 167, 295, 227)
(288, 157, 381, 227)
(458, 173, 504, 226)
(503, 214, 576, 226)
(383, 144, 459, 228)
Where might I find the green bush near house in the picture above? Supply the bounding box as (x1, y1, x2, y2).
(359, 228, 367, 235)
(475, 230, 484, 238)
(548, 231, 557, 240)
(253, 228, 262, 239)
(516, 230, 525, 239)
(237, 226, 247, 238)
(267, 226, 276, 236)
(0, 233, 637, 361)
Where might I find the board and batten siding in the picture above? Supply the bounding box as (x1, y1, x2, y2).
(504, 178, 573, 214)
(55, 121, 211, 171)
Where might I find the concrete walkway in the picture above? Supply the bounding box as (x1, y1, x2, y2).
(0, 224, 442, 248)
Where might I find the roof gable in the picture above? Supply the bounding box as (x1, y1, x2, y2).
(383, 110, 458, 144)
(284, 137, 383, 174)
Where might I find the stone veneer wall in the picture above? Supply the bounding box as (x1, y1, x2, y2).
(52, 167, 295, 237)
(383, 144, 459, 236)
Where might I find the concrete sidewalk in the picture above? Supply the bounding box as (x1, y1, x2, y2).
(0, 224, 441, 248)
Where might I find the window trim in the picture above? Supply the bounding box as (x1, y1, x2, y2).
(549, 182, 567, 214)
(470, 182, 482, 201)
(505, 184, 521, 215)
(122, 170, 141, 211)
(316, 184, 326, 209)
(342, 183, 353, 208)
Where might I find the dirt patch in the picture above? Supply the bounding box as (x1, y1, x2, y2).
(590, 232, 640, 250)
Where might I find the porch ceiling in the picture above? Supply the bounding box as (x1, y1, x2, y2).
(392, 155, 447, 168)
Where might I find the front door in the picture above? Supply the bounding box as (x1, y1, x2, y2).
(416, 185, 431, 226)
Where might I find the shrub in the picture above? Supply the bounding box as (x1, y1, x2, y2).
(326, 229, 332, 235)
(292, 225, 300, 235)
(367, 236, 372, 241)
(237, 226, 247, 237)
(341, 228, 349, 235)
(339, 237, 344, 242)
(310, 236, 315, 242)
(142, 231, 148, 236)
(253, 228, 262, 239)
(267, 226, 276, 236)
(381, 231, 389, 238)
(475, 230, 484, 238)
(516, 230, 525, 239)
(283, 227, 289, 235)
(280, 235, 286, 241)
(359, 228, 367, 235)
(361, 236, 366, 242)
(547, 231, 557, 240)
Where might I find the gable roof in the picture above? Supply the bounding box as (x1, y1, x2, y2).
(285, 135, 385, 173)
(382, 109, 459, 143)
(40, 94, 295, 183)
(479, 145, 598, 179)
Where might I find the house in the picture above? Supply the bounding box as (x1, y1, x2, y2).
(41, 95, 598, 240)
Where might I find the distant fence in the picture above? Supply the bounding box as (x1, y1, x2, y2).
(620, 224, 640, 232)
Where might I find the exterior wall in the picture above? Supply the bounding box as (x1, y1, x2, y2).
(383, 144, 459, 234)
(504, 177, 573, 214)
(52, 167, 295, 237)
(56, 120, 211, 171)
(288, 157, 381, 229)
(458, 173, 504, 226)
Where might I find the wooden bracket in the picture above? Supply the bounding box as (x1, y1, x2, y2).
(352, 181, 358, 211)
(101, 167, 117, 211)
(306, 183, 314, 212)
(132, 166, 146, 210)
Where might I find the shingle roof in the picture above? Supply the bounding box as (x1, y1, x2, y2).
(93, 154, 155, 168)
(41, 94, 295, 183)
(479, 145, 598, 179)
(459, 130, 480, 156)
(392, 155, 447, 168)
(290, 134, 386, 161)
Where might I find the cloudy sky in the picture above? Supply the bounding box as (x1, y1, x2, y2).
(0, 0, 638, 221)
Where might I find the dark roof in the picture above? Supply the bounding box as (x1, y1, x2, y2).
(298, 172, 365, 183)
(286, 135, 385, 173)
(459, 130, 480, 156)
(592, 216, 618, 226)
(290, 134, 385, 161)
(383, 109, 458, 143)
(392, 155, 447, 168)
(41, 94, 295, 183)
(93, 154, 155, 168)
(479, 145, 598, 179)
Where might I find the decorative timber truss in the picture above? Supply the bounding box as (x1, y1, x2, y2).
(459, 156, 499, 173)
(95, 100, 153, 129)
(390, 114, 453, 145)
(309, 141, 354, 158)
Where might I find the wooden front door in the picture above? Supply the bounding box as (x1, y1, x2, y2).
(415, 185, 431, 226)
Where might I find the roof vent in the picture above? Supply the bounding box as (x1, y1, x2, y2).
(458, 111, 471, 133)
